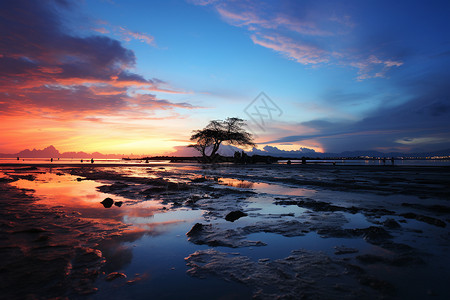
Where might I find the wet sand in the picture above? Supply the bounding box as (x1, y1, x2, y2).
(1, 163, 449, 299)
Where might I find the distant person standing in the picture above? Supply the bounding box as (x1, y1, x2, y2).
(17, 156, 19, 161)
(91, 158, 94, 164)
(302, 157, 306, 165)
(50, 158, 53, 162)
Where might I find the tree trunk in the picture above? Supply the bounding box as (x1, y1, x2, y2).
(208, 141, 221, 162)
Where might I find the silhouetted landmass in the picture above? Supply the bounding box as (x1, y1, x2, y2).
(0, 145, 123, 159)
(1, 145, 449, 161)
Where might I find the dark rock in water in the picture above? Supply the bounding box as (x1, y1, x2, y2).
(383, 218, 401, 229)
(357, 253, 424, 267)
(98, 182, 129, 193)
(10, 174, 36, 181)
(114, 201, 123, 207)
(351, 226, 392, 244)
(105, 272, 127, 281)
(76, 177, 83, 182)
(400, 213, 447, 227)
(141, 186, 167, 194)
(100, 198, 114, 208)
(334, 246, 359, 255)
(192, 177, 208, 183)
(0, 177, 14, 183)
(13, 227, 47, 234)
(402, 203, 450, 214)
(400, 212, 446, 227)
(19, 166, 38, 170)
(225, 210, 248, 222)
(186, 223, 203, 236)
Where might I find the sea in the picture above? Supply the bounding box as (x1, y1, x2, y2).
(1, 157, 449, 166)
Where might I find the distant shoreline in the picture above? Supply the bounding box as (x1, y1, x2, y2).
(1, 162, 450, 170)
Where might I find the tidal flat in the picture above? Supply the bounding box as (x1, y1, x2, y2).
(0, 163, 449, 299)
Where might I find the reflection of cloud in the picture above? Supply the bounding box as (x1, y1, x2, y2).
(97, 222, 183, 272)
(98, 231, 146, 273)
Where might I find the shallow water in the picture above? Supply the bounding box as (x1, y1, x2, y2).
(1, 164, 449, 299)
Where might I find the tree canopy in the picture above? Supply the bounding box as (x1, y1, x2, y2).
(189, 117, 255, 162)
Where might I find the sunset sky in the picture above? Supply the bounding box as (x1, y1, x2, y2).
(1, 0, 450, 155)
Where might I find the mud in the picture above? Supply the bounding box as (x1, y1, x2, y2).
(1, 163, 449, 299)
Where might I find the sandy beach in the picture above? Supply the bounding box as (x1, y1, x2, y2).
(1, 163, 449, 299)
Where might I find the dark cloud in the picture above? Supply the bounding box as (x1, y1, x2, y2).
(266, 66, 450, 152)
(319, 89, 372, 106)
(0, 0, 139, 87)
(250, 145, 316, 156)
(0, 0, 184, 117)
(0, 85, 195, 117)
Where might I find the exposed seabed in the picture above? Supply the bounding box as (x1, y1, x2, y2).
(0, 163, 449, 299)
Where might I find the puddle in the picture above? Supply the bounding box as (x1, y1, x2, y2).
(218, 177, 316, 197)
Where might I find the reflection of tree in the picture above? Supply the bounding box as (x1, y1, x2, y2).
(97, 224, 174, 273)
(97, 230, 146, 273)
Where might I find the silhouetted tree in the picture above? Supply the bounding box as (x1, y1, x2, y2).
(189, 117, 255, 162)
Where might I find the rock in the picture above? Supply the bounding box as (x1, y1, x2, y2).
(400, 212, 446, 227)
(334, 246, 359, 255)
(141, 187, 167, 194)
(100, 198, 114, 208)
(357, 253, 424, 267)
(13, 227, 47, 234)
(186, 223, 203, 236)
(383, 218, 401, 229)
(105, 272, 127, 281)
(192, 177, 208, 183)
(225, 210, 248, 222)
(114, 201, 123, 207)
(351, 226, 392, 243)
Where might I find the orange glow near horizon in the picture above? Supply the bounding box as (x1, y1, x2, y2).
(0, 113, 192, 155)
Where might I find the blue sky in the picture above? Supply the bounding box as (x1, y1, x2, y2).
(1, 0, 449, 154)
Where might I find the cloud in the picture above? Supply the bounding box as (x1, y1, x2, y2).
(350, 55, 403, 80)
(0, 0, 191, 120)
(264, 76, 450, 152)
(249, 145, 316, 156)
(193, 0, 403, 79)
(118, 27, 155, 45)
(250, 34, 328, 65)
(93, 22, 156, 46)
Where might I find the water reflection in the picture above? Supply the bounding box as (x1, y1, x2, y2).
(8, 170, 166, 225)
(218, 177, 316, 197)
(219, 177, 254, 188)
